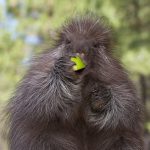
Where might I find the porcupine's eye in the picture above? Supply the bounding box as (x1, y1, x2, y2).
(65, 38, 71, 45)
(93, 42, 100, 48)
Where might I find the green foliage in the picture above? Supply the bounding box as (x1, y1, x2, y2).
(122, 48, 150, 76)
(0, 30, 25, 102)
(145, 122, 150, 132)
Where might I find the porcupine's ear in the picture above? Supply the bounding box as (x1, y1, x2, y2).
(77, 14, 113, 51)
(54, 18, 75, 47)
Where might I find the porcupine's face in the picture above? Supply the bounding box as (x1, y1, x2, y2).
(57, 16, 111, 59)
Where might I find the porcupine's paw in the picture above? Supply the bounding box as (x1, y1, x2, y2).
(90, 85, 112, 112)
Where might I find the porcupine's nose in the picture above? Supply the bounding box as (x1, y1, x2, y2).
(72, 39, 88, 54)
(71, 40, 85, 58)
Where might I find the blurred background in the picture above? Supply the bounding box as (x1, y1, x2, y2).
(0, 0, 150, 149)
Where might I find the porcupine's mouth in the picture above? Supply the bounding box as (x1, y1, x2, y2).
(71, 52, 87, 74)
(75, 67, 85, 75)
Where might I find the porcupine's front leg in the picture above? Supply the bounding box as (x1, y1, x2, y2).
(82, 77, 143, 150)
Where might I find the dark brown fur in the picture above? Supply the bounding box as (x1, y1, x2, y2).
(6, 15, 144, 150)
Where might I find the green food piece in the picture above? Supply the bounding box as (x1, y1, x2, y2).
(71, 56, 86, 71)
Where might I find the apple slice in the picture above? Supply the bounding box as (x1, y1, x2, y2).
(71, 56, 86, 71)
